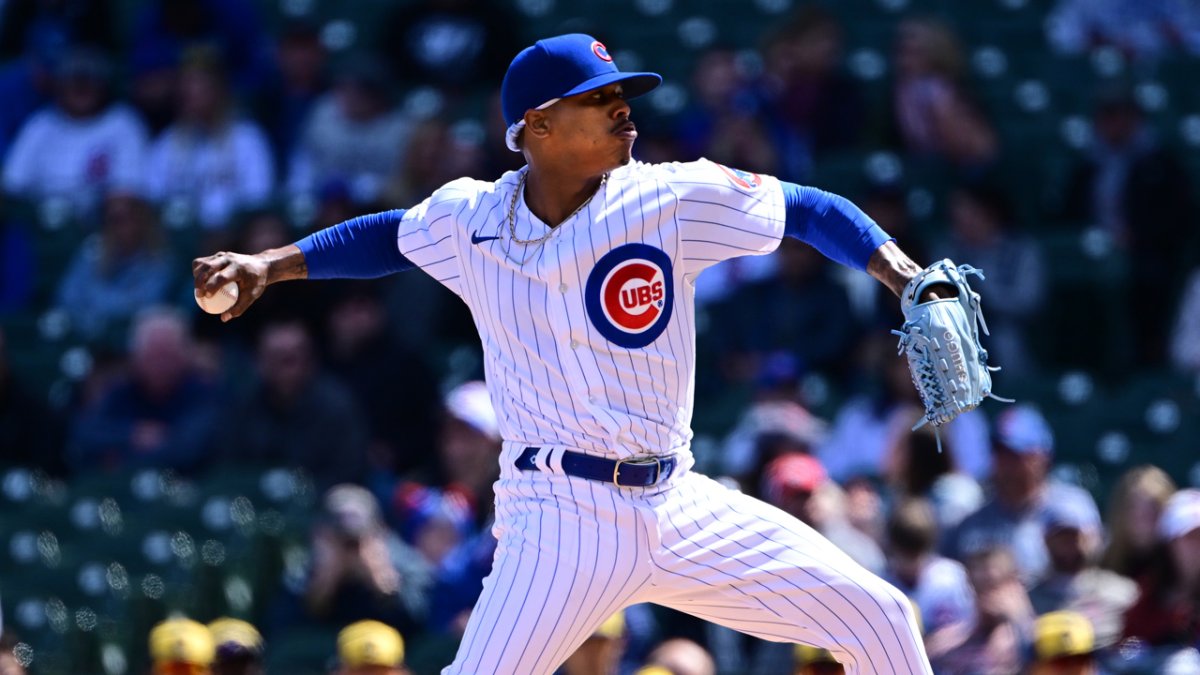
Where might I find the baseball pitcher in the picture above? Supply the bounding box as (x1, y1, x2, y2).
(194, 34, 1000, 675)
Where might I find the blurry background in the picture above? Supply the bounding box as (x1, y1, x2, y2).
(1, 0, 1200, 673)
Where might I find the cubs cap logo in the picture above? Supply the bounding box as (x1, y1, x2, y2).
(591, 40, 613, 62)
(585, 244, 674, 348)
(716, 163, 762, 190)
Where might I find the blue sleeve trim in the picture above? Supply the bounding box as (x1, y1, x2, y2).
(781, 182, 893, 271)
(295, 209, 416, 279)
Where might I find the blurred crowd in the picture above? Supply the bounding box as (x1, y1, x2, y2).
(2, 0, 1200, 674)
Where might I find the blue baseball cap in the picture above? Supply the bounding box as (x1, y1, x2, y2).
(501, 33, 661, 151)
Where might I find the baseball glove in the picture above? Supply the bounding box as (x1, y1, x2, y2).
(892, 259, 1010, 440)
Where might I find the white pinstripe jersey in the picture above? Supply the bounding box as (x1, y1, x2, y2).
(397, 159, 786, 460)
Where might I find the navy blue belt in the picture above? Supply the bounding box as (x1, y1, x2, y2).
(515, 447, 677, 487)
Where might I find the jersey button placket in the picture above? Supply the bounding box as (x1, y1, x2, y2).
(540, 234, 574, 349)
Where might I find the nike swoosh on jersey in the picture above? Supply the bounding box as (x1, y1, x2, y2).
(471, 231, 502, 244)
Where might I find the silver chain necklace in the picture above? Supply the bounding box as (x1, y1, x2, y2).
(507, 170, 607, 246)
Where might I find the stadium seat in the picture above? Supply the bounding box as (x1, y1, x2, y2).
(266, 625, 339, 675)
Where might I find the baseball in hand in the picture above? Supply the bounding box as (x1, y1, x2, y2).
(194, 281, 239, 315)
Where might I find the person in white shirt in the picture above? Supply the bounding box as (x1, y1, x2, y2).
(2, 48, 147, 220)
(287, 55, 412, 206)
(143, 47, 273, 230)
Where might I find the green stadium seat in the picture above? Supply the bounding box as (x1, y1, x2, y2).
(266, 625, 339, 675)
(406, 632, 463, 675)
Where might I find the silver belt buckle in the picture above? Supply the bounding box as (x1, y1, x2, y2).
(613, 457, 662, 487)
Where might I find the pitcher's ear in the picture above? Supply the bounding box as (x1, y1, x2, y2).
(525, 110, 551, 140)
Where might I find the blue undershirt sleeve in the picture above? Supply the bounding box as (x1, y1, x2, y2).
(781, 182, 893, 272)
(294, 209, 416, 280)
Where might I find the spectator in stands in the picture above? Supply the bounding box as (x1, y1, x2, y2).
(1046, 0, 1200, 61)
(885, 498, 975, 635)
(381, 0, 520, 95)
(335, 620, 412, 675)
(68, 308, 218, 474)
(674, 48, 779, 179)
(3, 47, 148, 219)
(390, 484, 474, 571)
(759, 6, 864, 180)
(416, 380, 502, 527)
(325, 281, 440, 479)
(288, 54, 411, 207)
(716, 239, 856, 384)
(1057, 87, 1193, 366)
(143, 46, 274, 230)
(1028, 489, 1137, 648)
(644, 639, 715, 675)
(149, 617, 215, 675)
(793, 644, 844, 675)
(1102, 465, 1177, 581)
(843, 475, 888, 549)
(889, 18, 998, 172)
(883, 412, 985, 531)
(926, 546, 1034, 674)
(1122, 489, 1200, 648)
(1031, 611, 1100, 675)
(0, 326, 64, 473)
(0, 200, 35, 313)
(55, 192, 175, 341)
(931, 182, 1046, 375)
(820, 335, 990, 483)
(282, 486, 431, 641)
(943, 405, 1100, 585)
(220, 319, 368, 486)
(563, 612, 626, 675)
(387, 117, 488, 207)
(207, 618, 264, 675)
(763, 453, 884, 574)
(719, 398, 828, 493)
(254, 18, 327, 170)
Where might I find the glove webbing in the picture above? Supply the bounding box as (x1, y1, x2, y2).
(892, 264, 1013, 453)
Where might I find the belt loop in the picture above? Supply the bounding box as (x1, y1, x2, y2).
(547, 447, 567, 475)
(532, 446, 553, 473)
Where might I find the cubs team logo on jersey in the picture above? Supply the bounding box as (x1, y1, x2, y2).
(716, 163, 763, 190)
(591, 41, 613, 62)
(585, 244, 674, 349)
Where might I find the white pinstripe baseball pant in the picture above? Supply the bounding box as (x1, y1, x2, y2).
(443, 445, 932, 674)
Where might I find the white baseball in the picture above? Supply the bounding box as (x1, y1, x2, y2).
(194, 281, 239, 315)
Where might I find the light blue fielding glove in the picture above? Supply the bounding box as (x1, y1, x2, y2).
(892, 259, 1011, 438)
